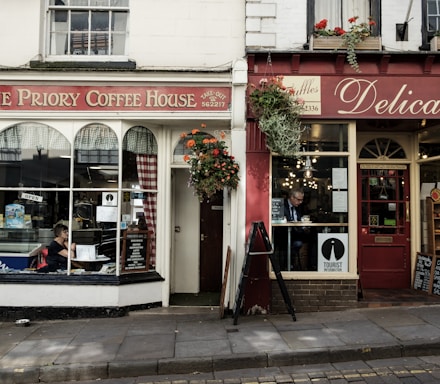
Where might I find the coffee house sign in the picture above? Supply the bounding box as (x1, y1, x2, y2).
(273, 76, 440, 119)
(0, 85, 231, 111)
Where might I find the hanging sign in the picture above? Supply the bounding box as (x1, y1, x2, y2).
(20, 193, 43, 203)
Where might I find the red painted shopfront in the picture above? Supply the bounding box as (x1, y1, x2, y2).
(245, 51, 440, 312)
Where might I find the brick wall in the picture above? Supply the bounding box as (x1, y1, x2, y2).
(271, 279, 358, 313)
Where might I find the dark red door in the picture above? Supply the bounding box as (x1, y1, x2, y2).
(199, 193, 223, 292)
(358, 165, 411, 288)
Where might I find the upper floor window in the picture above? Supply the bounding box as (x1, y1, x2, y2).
(307, 0, 380, 39)
(47, 0, 129, 57)
(428, 0, 440, 32)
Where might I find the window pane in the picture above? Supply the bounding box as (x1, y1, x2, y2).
(48, 1, 128, 57)
(74, 124, 119, 188)
(0, 124, 71, 188)
(300, 124, 348, 152)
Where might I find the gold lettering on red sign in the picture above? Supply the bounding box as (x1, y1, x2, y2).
(16, 89, 80, 107)
(145, 90, 196, 108)
(85, 90, 142, 107)
(0, 92, 12, 106)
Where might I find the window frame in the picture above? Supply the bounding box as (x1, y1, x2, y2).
(46, 0, 129, 61)
(306, 0, 381, 44)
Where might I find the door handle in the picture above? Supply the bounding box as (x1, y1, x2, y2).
(406, 201, 410, 222)
(201, 234, 207, 241)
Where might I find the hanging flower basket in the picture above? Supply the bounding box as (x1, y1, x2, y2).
(248, 75, 305, 157)
(431, 36, 440, 51)
(182, 124, 240, 202)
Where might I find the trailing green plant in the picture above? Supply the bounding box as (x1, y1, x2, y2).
(314, 16, 376, 72)
(248, 76, 305, 157)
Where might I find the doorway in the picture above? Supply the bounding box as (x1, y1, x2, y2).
(357, 165, 411, 288)
(199, 192, 223, 292)
(171, 169, 223, 304)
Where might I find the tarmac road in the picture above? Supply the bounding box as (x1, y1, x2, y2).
(46, 355, 440, 383)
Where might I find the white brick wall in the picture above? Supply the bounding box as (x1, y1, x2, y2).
(246, 0, 426, 52)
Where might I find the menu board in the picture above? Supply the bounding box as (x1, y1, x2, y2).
(121, 230, 150, 273)
(413, 253, 433, 293)
(272, 198, 284, 222)
(432, 257, 440, 296)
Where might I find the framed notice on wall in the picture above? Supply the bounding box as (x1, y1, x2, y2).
(121, 229, 150, 273)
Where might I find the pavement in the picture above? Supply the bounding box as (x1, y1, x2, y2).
(1, 304, 440, 384)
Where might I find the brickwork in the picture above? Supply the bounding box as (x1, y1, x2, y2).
(271, 279, 358, 313)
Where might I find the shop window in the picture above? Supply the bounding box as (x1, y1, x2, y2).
(0, 123, 72, 273)
(419, 125, 440, 253)
(271, 123, 349, 272)
(47, 0, 129, 57)
(70, 124, 119, 273)
(122, 126, 158, 270)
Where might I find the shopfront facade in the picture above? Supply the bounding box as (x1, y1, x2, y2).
(246, 51, 440, 313)
(0, 0, 248, 319)
(0, 69, 247, 318)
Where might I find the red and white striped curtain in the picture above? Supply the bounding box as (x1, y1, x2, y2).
(136, 154, 157, 267)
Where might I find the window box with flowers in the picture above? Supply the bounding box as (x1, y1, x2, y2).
(248, 75, 305, 157)
(182, 124, 240, 202)
(311, 17, 381, 72)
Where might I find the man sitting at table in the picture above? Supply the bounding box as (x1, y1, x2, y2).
(283, 188, 306, 270)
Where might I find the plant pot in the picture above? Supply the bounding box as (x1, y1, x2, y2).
(310, 36, 382, 51)
(431, 36, 440, 51)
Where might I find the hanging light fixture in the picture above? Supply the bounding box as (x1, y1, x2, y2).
(300, 155, 317, 179)
(299, 125, 317, 179)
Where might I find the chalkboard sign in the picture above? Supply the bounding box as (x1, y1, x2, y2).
(432, 257, 440, 296)
(121, 229, 150, 273)
(272, 198, 284, 222)
(413, 253, 433, 293)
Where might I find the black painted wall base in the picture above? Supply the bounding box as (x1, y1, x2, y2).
(0, 301, 162, 322)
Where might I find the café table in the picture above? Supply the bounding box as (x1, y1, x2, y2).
(71, 255, 110, 271)
(272, 222, 348, 271)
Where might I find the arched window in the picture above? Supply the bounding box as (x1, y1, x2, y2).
(359, 138, 406, 160)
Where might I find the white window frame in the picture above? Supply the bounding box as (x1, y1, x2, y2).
(45, 0, 129, 62)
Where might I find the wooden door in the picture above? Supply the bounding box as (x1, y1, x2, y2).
(199, 192, 223, 292)
(358, 165, 411, 288)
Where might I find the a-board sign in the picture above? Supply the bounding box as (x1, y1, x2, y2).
(432, 257, 440, 296)
(413, 253, 433, 293)
(272, 198, 284, 222)
(121, 229, 150, 273)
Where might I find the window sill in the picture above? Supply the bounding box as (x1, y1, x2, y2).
(30, 60, 136, 70)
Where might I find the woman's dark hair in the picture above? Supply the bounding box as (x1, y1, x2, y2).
(53, 223, 68, 237)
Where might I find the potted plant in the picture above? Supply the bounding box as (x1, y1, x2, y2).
(248, 75, 305, 157)
(182, 124, 240, 201)
(430, 31, 440, 51)
(312, 16, 379, 72)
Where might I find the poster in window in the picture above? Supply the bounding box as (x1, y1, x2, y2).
(369, 215, 379, 226)
(332, 191, 347, 212)
(332, 168, 347, 189)
(317, 233, 348, 272)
